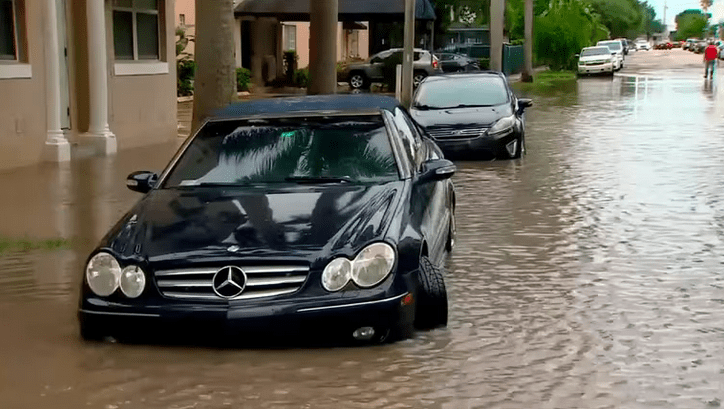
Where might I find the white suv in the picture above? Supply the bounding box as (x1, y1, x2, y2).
(636, 40, 651, 51)
(596, 40, 625, 71)
(577, 46, 615, 76)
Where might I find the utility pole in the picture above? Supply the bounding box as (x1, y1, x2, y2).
(521, 0, 534, 82)
(308, 0, 338, 94)
(401, 0, 416, 107)
(490, 0, 505, 71)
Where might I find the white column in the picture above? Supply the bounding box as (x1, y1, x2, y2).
(82, 0, 117, 155)
(42, 0, 71, 162)
(490, 0, 504, 72)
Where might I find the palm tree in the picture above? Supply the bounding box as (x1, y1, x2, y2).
(191, 0, 237, 134)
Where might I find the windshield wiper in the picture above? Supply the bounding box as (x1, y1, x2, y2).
(413, 104, 438, 110)
(285, 176, 353, 184)
(451, 103, 496, 108)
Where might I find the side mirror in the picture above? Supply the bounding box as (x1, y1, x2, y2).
(126, 171, 158, 193)
(574, 54, 580, 58)
(518, 98, 533, 111)
(611, 52, 616, 56)
(418, 159, 456, 184)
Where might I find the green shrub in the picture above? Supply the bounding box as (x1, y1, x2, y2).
(284, 51, 298, 82)
(534, 0, 608, 71)
(293, 68, 309, 88)
(337, 61, 348, 83)
(177, 59, 196, 96)
(236, 67, 251, 92)
(478, 58, 490, 70)
(510, 39, 525, 46)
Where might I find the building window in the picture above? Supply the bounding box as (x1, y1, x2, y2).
(113, 0, 160, 60)
(283, 24, 296, 51)
(0, 0, 20, 60)
(179, 13, 185, 26)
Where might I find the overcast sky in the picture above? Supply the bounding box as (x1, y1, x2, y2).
(646, 0, 724, 28)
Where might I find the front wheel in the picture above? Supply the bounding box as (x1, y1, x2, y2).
(414, 256, 448, 330)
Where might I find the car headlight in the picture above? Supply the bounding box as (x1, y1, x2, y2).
(351, 243, 395, 288)
(322, 258, 352, 292)
(605, 57, 612, 62)
(85, 252, 122, 296)
(120, 265, 146, 298)
(321, 243, 396, 292)
(488, 115, 515, 137)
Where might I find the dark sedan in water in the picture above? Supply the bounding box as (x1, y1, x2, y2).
(78, 95, 456, 345)
(410, 72, 532, 160)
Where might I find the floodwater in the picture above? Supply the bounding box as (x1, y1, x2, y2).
(2, 51, 724, 408)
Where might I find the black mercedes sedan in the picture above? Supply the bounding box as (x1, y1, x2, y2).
(410, 72, 533, 160)
(78, 95, 456, 345)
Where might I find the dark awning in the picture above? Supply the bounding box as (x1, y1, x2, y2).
(234, 0, 437, 21)
(343, 21, 368, 30)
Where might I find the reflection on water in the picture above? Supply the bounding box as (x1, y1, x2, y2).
(1, 73, 724, 408)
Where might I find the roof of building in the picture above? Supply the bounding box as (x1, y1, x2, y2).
(213, 95, 403, 118)
(234, 0, 437, 21)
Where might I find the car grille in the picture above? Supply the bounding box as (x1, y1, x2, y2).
(154, 265, 309, 301)
(426, 126, 487, 140)
(582, 60, 606, 65)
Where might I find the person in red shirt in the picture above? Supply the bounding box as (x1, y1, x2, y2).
(704, 41, 718, 79)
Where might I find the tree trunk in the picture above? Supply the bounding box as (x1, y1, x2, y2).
(191, 0, 237, 134)
(521, 0, 534, 82)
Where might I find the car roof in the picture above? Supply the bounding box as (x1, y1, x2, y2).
(421, 71, 507, 83)
(213, 95, 403, 119)
(583, 46, 608, 50)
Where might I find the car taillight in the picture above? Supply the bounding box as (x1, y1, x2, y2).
(433, 60, 438, 69)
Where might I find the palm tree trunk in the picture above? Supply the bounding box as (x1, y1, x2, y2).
(521, 0, 534, 82)
(191, 0, 237, 134)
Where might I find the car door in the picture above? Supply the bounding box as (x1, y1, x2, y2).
(368, 50, 392, 80)
(391, 108, 450, 265)
(439, 54, 455, 72)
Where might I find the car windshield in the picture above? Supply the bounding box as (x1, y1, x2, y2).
(598, 41, 621, 51)
(162, 115, 400, 187)
(413, 76, 509, 109)
(581, 47, 610, 56)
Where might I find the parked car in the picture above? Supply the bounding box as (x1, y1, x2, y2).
(577, 46, 615, 76)
(434, 53, 480, 72)
(345, 49, 442, 90)
(78, 95, 457, 345)
(410, 72, 532, 160)
(684, 38, 697, 50)
(654, 42, 673, 50)
(597, 40, 625, 70)
(616, 38, 631, 54)
(693, 41, 708, 53)
(636, 40, 651, 51)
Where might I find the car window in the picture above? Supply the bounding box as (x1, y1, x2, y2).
(392, 108, 423, 169)
(162, 115, 400, 187)
(413, 76, 510, 109)
(581, 47, 610, 56)
(598, 41, 622, 51)
(439, 54, 452, 61)
(414, 52, 423, 61)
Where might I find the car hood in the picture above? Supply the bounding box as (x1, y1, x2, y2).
(103, 182, 404, 264)
(410, 104, 512, 128)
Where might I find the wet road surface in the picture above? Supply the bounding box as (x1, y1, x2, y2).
(1, 49, 724, 408)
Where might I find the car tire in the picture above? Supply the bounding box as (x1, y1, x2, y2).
(511, 135, 525, 159)
(446, 213, 456, 253)
(348, 72, 369, 90)
(414, 256, 448, 330)
(413, 71, 427, 88)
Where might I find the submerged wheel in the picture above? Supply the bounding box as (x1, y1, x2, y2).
(446, 213, 456, 253)
(414, 256, 448, 330)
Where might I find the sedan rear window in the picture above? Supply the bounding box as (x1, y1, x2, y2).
(163, 115, 400, 187)
(413, 76, 509, 109)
